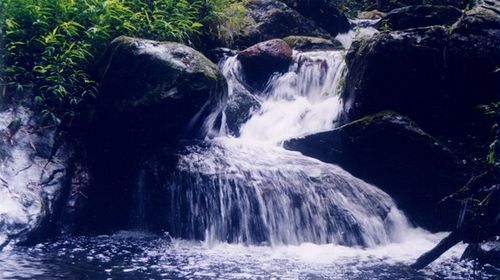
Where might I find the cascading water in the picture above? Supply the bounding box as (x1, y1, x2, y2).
(0, 42, 492, 280)
(151, 49, 415, 247)
(239, 51, 346, 143)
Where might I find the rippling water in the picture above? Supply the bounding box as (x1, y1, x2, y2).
(0, 231, 497, 279)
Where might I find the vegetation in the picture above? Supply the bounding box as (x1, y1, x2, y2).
(330, 0, 376, 16)
(0, 0, 248, 126)
(479, 101, 500, 168)
(330, 0, 476, 16)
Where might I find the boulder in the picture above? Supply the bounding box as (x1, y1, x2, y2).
(283, 36, 343, 51)
(79, 36, 228, 232)
(462, 241, 500, 268)
(205, 47, 238, 64)
(234, 0, 332, 48)
(377, 5, 463, 30)
(237, 39, 293, 87)
(284, 111, 468, 231)
(224, 89, 261, 136)
(344, 26, 450, 129)
(93, 36, 227, 150)
(279, 0, 350, 36)
(358, 10, 386, 20)
(0, 106, 75, 247)
(377, 0, 475, 11)
(344, 11, 499, 164)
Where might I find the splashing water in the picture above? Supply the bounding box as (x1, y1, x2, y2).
(0, 231, 496, 280)
(0, 45, 491, 280)
(145, 49, 421, 248)
(239, 51, 346, 143)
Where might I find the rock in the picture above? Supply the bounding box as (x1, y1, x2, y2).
(344, 26, 449, 129)
(377, 0, 475, 11)
(79, 36, 228, 232)
(462, 240, 500, 268)
(284, 111, 468, 231)
(377, 5, 463, 30)
(205, 48, 238, 64)
(344, 14, 499, 163)
(279, 0, 350, 36)
(283, 36, 343, 51)
(452, 0, 500, 33)
(234, 0, 332, 48)
(93, 36, 227, 149)
(224, 87, 261, 136)
(0, 106, 75, 247)
(358, 10, 386, 20)
(237, 39, 293, 87)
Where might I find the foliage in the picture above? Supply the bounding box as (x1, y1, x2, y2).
(329, 0, 376, 16)
(200, 0, 252, 45)
(0, 0, 248, 126)
(479, 101, 500, 168)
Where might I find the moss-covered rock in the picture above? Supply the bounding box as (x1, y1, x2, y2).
(94, 36, 227, 146)
(284, 111, 468, 231)
(81, 36, 228, 232)
(343, 3, 499, 165)
(283, 36, 343, 51)
(377, 0, 475, 11)
(233, 0, 332, 48)
(279, 0, 350, 36)
(377, 5, 463, 30)
(358, 10, 386, 20)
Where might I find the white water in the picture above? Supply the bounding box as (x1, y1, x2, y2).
(2, 230, 494, 279)
(0, 37, 490, 280)
(150, 49, 423, 248)
(169, 138, 413, 246)
(238, 51, 346, 143)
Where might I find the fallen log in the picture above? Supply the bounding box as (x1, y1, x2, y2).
(412, 186, 499, 270)
(411, 229, 464, 269)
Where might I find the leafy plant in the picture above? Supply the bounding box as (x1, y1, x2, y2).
(200, 0, 252, 45)
(479, 101, 500, 168)
(0, 0, 248, 126)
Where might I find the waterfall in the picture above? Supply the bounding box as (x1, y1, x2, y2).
(239, 51, 346, 143)
(137, 49, 415, 247)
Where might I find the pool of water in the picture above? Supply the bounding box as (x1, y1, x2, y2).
(0, 231, 498, 279)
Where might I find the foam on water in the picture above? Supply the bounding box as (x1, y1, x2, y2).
(0, 231, 496, 279)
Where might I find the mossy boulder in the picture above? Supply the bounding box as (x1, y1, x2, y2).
(283, 36, 343, 51)
(377, 5, 463, 30)
(94, 36, 227, 148)
(233, 0, 332, 48)
(344, 6, 499, 165)
(284, 111, 468, 231)
(377, 0, 475, 11)
(358, 10, 386, 20)
(279, 0, 350, 36)
(81, 36, 227, 232)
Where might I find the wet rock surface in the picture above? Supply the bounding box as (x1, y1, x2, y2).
(0, 106, 74, 247)
(285, 111, 468, 231)
(237, 39, 293, 87)
(377, 5, 463, 30)
(233, 0, 332, 48)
